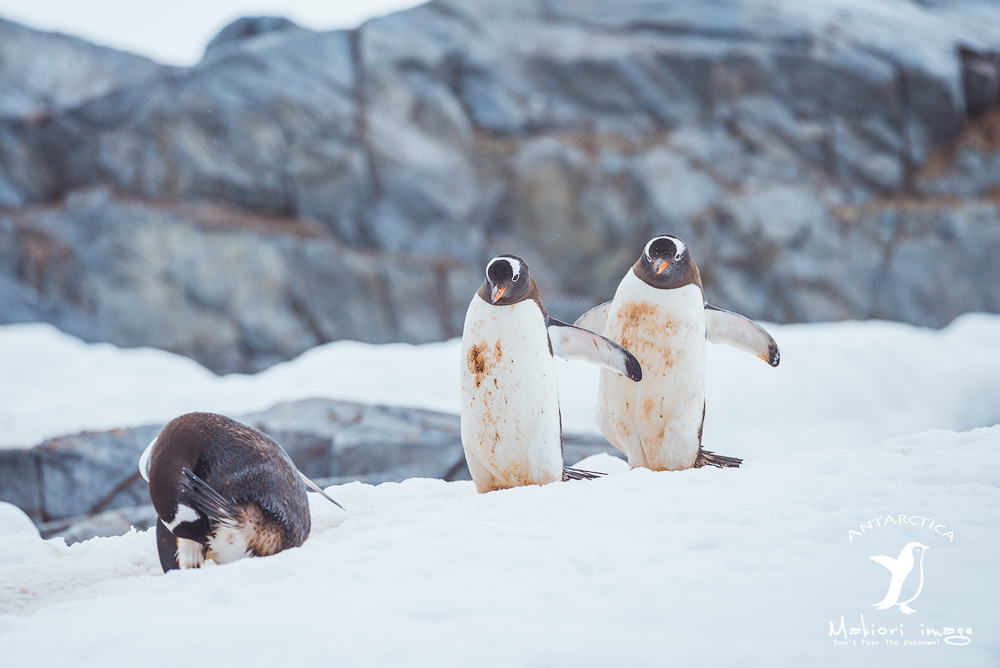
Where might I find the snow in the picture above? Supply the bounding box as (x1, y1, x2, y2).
(0, 503, 40, 538)
(4, 313, 1000, 451)
(1, 315, 999, 665)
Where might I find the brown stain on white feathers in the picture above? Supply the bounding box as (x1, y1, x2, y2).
(616, 301, 656, 354)
(604, 293, 703, 469)
(467, 340, 503, 389)
(642, 397, 657, 419)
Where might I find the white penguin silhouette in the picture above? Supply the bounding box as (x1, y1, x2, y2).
(871, 542, 929, 614)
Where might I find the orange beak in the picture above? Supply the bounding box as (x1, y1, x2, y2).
(655, 259, 670, 274)
(491, 285, 507, 303)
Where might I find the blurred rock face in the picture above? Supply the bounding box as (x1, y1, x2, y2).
(1, 1, 999, 373)
(0, 192, 481, 373)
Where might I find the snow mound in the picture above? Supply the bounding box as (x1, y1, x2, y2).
(0, 503, 40, 538)
(1, 426, 997, 666)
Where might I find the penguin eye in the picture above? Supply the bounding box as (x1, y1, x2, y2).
(512, 273, 520, 282)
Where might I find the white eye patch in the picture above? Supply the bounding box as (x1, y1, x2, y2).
(671, 237, 686, 260)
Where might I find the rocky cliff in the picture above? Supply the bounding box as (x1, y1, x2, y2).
(1, 0, 999, 372)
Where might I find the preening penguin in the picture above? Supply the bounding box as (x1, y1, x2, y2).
(574, 235, 779, 471)
(460, 254, 642, 493)
(138, 413, 342, 572)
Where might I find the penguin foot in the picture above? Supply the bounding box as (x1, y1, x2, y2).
(562, 466, 606, 481)
(694, 449, 743, 469)
(177, 538, 207, 569)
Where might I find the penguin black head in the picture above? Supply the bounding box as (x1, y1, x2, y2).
(480, 254, 533, 306)
(634, 235, 701, 290)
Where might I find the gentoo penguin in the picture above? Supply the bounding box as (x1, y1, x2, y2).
(460, 254, 642, 493)
(871, 542, 930, 614)
(574, 235, 779, 471)
(138, 412, 342, 572)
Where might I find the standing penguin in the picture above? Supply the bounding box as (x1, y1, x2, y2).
(574, 235, 779, 471)
(138, 412, 342, 572)
(461, 254, 642, 493)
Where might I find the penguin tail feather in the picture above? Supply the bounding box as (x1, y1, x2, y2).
(300, 472, 345, 510)
(180, 467, 241, 527)
(694, 449, 743, 469)
(562, 466, 606, 481)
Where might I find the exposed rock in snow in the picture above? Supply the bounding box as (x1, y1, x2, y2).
(0, 394, 619, 528)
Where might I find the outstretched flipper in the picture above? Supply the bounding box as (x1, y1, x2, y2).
(562, 466, 606, 481)
(870, 555, 897, 571)
(180, 467, 240, 528)
(300, 472, 345, 510)
(572, 301, 612, 334)
(547, 318, 642, 381)
(694, 449, 743, 469)
(705, 304, 780, 367)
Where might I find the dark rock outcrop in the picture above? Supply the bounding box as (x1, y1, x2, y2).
(39, 504, 159, 543)
(203, 16, 306, 60)
(1, 0, 999, 368)
(0, 398, 621, 531)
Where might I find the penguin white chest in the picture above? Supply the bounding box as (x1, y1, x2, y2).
(596, 274, 706, 470)
(460, 297, 562, 492)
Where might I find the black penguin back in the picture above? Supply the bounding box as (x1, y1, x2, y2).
(148, 413, 311, 568)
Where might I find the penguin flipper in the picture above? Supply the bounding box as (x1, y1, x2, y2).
(180, 468, 240, 528)
(572, 301, 612, 334)
(870, 555, 897, 571)
(705, 304, 780, 367)
(547, 318, 642, 382)
(155, 517, 180, 573)
(562, 466, 606, 481)
(694, 449, 742, 468)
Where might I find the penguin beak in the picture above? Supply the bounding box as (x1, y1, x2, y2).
(654, 259, 670, 274)
(492, 285, 507, 303)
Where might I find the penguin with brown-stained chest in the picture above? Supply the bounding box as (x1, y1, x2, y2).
(460, 253, 642, 493)
(138, 412, 342, 572)
(574, 235, 780, 471)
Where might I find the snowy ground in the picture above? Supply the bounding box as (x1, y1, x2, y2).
(1, 315, 999, 666)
